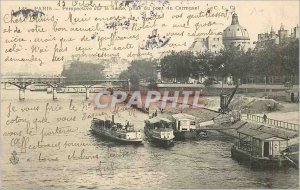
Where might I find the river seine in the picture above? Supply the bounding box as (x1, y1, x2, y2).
(1, 89, 298, 189)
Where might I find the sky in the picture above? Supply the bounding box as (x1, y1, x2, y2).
(231, 1, 299, 43)
(1, 0, 299, 75)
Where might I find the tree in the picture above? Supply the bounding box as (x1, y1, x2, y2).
(252, 39, 299, 83)
(252, 44, 281, 77)
(119, 59, 157, 89)
(201, 47, 253, 83)
(228, 49, 254, 82)
(161, 51, 197, 81)
(281, 39, 299, 76)
(61, 61, 105, 82)
(194, 51, 215, 77)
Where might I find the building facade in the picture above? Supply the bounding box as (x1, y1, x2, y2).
(254, 24, 299, 50)
(189, 35, 223, 54)
(189, 13, 250, 54)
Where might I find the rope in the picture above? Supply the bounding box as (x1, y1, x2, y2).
(283, 154, 299, 169)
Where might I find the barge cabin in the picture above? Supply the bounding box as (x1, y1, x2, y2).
(144, 117, 175, 147)
(231, 122, 298, 169)
(172, 113, 199, 139)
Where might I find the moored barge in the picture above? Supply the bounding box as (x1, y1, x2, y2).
(171, 113, 198, 140)
(144, 117, 175, 147)
(231, 122, 298, 169)
(91, 115, 143, 144)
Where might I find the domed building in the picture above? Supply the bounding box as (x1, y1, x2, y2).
(222, 13, 250, 50)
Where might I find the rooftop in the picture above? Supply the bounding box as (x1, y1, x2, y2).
(237, 122, 297, 140)
(147, 117, 172, 124)
(172, 113, 196, 121)
(223, 13, 250, 41)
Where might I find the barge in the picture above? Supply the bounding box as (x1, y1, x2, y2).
(231, 122, 298, 169)
(91, 115, 143, 144)
(171, 113, 199, 140)
(144, 117, 175, 147)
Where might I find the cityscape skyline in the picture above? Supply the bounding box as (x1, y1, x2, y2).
(1, 1, 299, 75)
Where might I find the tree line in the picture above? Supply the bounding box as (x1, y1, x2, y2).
(119, 60, 157, 89)
(61, 39, 298, 88)
(61, 61, 105, 82)
(160, 39, 299, 84)
(119, 39, 298, 88)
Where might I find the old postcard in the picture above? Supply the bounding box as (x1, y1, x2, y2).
(1, 0, 299, 189)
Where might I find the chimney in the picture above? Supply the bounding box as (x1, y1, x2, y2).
(112, 115, 115, 123)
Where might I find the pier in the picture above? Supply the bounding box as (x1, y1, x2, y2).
(195, 113, 298, 138)
(245, 113, 299, 132)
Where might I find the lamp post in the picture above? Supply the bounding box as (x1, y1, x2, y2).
(264, 75, 267, 92)
(220, 64, 225, 93)
(219, 63, 225, 113)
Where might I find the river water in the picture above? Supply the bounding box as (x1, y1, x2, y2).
(1, 89, 299, 189)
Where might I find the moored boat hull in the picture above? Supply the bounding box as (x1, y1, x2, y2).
(174, 131, 197, 140)
(174, 130, 209, 140)
(231, 146, 292, 169)
(91, 127, 143, 145)
(144, 128, 174, 147)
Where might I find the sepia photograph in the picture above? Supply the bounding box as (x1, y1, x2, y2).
(0, 0, 299, 189)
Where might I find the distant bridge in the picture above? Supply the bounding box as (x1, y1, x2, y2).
(1, 76, 130, 100)
(65, 79, 129, 86)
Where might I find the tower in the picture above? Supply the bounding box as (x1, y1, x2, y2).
(293, 25, 299, 38)
(222, 13, 251, 50)
(270, 26, 275, 38)
(278, 23, 288, 44)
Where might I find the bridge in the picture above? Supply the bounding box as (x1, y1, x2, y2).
(1, 76, 130, 100)
(245, 113, 299, 132)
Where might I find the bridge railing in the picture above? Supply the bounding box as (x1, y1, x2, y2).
(1, 76, 66, 83)
(246, 113, 299, 132)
